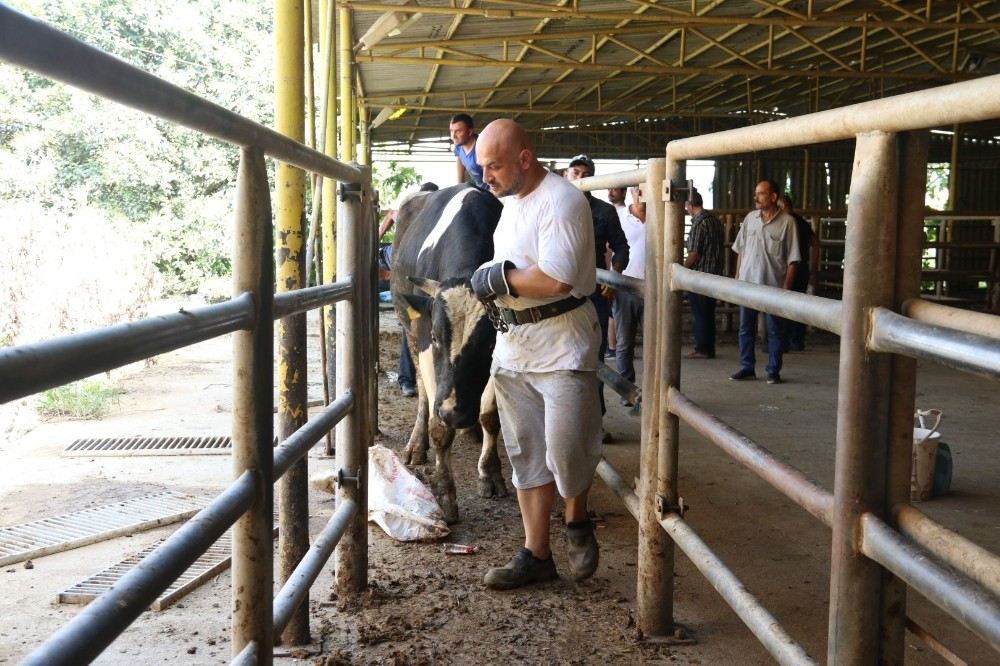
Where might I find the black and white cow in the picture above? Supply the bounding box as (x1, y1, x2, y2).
(390, 183, 506, 524)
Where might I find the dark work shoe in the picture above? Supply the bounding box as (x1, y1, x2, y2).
(400, 384, 416, 397)
(729, 368, 756, 381)
(565, 520, 599, 581)
(483, 548, 558, 590)
(766, 373, 782, 385)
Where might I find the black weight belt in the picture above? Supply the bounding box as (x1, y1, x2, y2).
(497, 296, 587, 326)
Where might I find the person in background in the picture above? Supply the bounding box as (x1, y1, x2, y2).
(379, 182, 439, 397)
(777, 193, 816, 352)
(729, 179, 801, 385)
(613, 186, 645, 402)
(450, 113, 488, 190)
(606, 187, 630, 359)
(564, 155, 629, 423)
(683, 189, 724, 359)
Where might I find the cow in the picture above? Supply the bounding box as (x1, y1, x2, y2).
(390, 183, 506, 524)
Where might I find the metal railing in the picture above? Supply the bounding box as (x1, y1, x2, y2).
(0, 4, 376, 664)
(581, 74, 1000, 663)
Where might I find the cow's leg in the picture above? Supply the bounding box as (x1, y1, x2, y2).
(428, 417, 460, 524)
(401, 335, 429, 465)
(477, 376, 508, 498)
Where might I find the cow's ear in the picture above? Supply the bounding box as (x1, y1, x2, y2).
(401, 294, 430, 320)
(409, 276, 441, 296)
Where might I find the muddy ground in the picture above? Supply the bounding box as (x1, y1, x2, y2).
(0, 306, 997, 664)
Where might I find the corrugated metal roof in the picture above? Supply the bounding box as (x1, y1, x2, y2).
(343, 0, 1000, 158)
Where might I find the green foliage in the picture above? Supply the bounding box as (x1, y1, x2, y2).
(37, 379, 122, 419)
(926, 163, 950, 210)
(2, 0, 274, 302)
(373, 161, 420, 209)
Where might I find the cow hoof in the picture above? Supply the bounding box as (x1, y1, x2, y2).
(441, 502, 460, 525)
(478, 476, 509, 499)
(402, 447, 427, 466)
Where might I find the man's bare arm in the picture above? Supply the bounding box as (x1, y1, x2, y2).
(506, 265, 573, 299)
(455, 157, 466, 185)
(783, 262, 798, 290)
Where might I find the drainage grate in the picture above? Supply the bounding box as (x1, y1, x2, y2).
(58, 524, 279, 610)
(0, 491, 208, 567)
(59, 534, 231, 610)
(63, 435, 234, 457)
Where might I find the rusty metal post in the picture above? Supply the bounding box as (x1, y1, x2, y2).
(274, 0, 311, 646)
(637, 157, 675, 638)
(880, 130, 929, 664)
(231, 146, 275, 664)
(827, 131, 899, 664)
(334, 174, 369, 594)
(363, 173, 379, 441)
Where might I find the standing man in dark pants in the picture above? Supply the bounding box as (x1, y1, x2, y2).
(683, 190, 724, 359)
(613, 187, 646, 396)
(564, 155, 629, 420)
(778, 193, 815, 351)
(730, 179, 801, 385)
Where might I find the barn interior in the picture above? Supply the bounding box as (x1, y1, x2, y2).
(1, 1, 999, 665)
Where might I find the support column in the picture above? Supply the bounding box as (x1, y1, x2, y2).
(947, 123, 960, 211)
(637, 157, 674, 638)
(274, 0, 310, 646)
(231, 147, 275, 664)
(334, 176, 370, 594)
(320, 0, 338, 456)
(827, 131, 899, 664)
(880, 131, 929, 664)
(338, 6, 355, 163)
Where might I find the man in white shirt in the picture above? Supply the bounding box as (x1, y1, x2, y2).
(613, 186, 646, 394)
(470, 119, 603, 590)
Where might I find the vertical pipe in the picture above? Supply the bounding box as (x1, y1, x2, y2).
(880, 131, 929, 664)
(274, 0, 310, 646)
(321, 0, 338, 456)
(338, 6, 355, 163)
(827, 131, 899, 664)
(637, 157, 673, 637)
(231, 147, 275, 664)
(947, 124, 960, 211)
(335, 177, 369, 594)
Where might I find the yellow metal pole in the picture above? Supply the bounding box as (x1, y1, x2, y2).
(339, 5, 355, 163)
(321, 0, 338, 456)
(274, 0, 310, 647)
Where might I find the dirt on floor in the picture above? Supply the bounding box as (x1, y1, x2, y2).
(0, 306, 997, 665)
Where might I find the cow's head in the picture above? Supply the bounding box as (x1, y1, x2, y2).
(402, 276, 496, 429)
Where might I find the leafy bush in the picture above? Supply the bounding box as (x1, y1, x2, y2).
(37, 379, 122, 419)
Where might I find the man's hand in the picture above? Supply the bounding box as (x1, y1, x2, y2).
(471, 260, 516, 302)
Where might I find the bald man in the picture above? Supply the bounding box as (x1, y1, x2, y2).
(470, 119, 602, 589)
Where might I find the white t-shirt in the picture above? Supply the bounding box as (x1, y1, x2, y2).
(619, 210, 645, 280)
(489, 171, 600, 373)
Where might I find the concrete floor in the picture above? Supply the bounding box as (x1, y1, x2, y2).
(0, 314, 997, 664)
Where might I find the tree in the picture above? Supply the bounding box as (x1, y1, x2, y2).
(372, 161, 420, 210)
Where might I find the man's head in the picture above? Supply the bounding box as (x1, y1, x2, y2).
(685, 189, 704, 214)
(449, 113, 475, 148)
(754, 179, 781, 213)
(608, 187, 626, 206)
(777, 193, 795, 214)
(564, 154, 595, 182)
(476, 119, 544, 198)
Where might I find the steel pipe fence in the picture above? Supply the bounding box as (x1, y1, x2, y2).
(2, 5, 379, 664)
(0, 295, 256, 404)
(860, 514, 1000, 652)
(22, 471, 258, 666)
(595, 267, 644, 297)
(665, 388, 834, 527)
(670, 266, 844, 335)
(870, 307, 1000, 380)
(631, 78, 1000, 663)
(272, 498, 359, 637)
(0, 5, 362, 184)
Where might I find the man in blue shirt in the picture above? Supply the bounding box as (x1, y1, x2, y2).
(450, 113, 489, 190)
